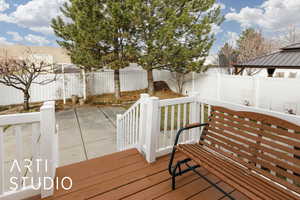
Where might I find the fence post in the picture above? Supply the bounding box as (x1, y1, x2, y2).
(144, 97, 160, 163)
(116, 114, 124, 151)
(62, 64, 66, 104)
(189, 93, 200, 142)
(138, 93, 150, 154)
(82, 69, 87, 101)
(40, 101, 57, 198)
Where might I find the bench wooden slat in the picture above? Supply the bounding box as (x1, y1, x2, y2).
(180, 144, 289, 200)
(211, 110, 300, 141)
(211, 115, 300, 148)
(190, 144, 298, 200)
(200, 139, 300, 197)
(205, 126, 300, 175)
(174, 106, 300, 200)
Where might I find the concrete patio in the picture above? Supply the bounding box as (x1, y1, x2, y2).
(57, 106, 125, 166)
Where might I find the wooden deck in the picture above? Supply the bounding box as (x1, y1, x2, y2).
(43, 149, 249, 200)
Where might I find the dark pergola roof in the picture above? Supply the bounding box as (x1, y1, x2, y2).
(234, 43, 300, 69)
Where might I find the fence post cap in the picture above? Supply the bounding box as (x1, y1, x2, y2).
(189, 92, 200, 97)
(140, 93, 150, 99)
(116, 114, 122, 119)
(150, 96, 159, 101)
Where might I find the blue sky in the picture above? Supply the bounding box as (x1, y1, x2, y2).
(0, 0, 300, 57)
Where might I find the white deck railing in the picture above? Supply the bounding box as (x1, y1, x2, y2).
(116, 94, 149, 151)
(117, 93, 300, 163)
(0, 101, 58, 200)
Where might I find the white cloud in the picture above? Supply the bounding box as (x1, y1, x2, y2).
(225, 0, 300, 31)
(0, 0, 67, 35)
(24, 34, 50, 46)
(7, 31, 23, 41)
(0, 37, 13, 45)
(0, 0, 9, 12)
(229, 7, 236, 12)
(211, 24, 223, 35)
(226, 31, 239, 48)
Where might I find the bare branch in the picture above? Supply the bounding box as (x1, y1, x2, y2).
(0, 49, 56, 110)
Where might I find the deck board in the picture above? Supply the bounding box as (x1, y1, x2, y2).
(43, 149, 249, 200)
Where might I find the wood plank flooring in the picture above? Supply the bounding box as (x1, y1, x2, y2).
(42, 149, 249, 200)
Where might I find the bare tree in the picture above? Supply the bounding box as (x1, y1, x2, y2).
(0, 51, 56, 110)
(170, 72, 193, 94)
(237, 28, 276, 76)
(279, 25, 300, 46)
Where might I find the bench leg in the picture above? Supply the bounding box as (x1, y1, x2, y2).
(171, 159, 200, 190)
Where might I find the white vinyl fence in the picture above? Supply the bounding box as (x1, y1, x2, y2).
(0, 70, 150, 106)
(1, 68, 300, 116)
(117, 93, 300, 163)
(0, 101, 58, 200)
(183, 74, 300, 115)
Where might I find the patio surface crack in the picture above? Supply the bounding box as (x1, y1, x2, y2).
(97, 107, 116, 127)
(74, 108, 89, 160)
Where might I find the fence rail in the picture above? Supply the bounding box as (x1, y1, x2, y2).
(116, 93, 300, 163)
(0, 101, 58, 200)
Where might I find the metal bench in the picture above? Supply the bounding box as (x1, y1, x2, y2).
(169, 106, 300, 200)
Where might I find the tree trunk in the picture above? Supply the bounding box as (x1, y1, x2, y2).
(23, 91, 30, 110)
(114, 69, 121, 99)
(147, 69, 154, 95)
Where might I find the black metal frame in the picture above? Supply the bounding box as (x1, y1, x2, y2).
(168, 123, 236, 200)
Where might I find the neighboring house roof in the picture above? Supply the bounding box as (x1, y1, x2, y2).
(234, 43, 300, 69)
(0, 44, 71, 64)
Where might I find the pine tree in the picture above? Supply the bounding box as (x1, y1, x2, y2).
(135, 0, 175, 95)
(163, 0, 223, 74)
(135, 0, 223, 95)
(52, 0, 139, 99)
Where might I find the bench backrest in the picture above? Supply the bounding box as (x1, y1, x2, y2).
(201, 106, 300, 194)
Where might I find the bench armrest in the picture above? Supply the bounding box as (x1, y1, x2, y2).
(174, 123, 208, 146)
(168, 122, 208, 175)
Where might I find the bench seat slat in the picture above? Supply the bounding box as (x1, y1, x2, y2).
(199, 139, 300, 196)
(178, 144, 290, 200)
(178, 144, 299, 200)
(190, 144, 297, 200)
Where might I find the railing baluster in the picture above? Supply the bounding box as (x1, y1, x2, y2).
(170, 105, 175, 147)
(157, 107, 161, 149)
(200, 103, 205, 134)
(183, 103, 187, 142)
(129, 112, 132, 145)
(135, 106, 139, 144)
(130, 110, 134, 145)
(163, 106, 168, 150)
(15, 125, 23, 189)
(0, 127, 4, 194)
(31, 123, 39, 187)
(177, 104, 181, 142)
(126, 114, 129, 146)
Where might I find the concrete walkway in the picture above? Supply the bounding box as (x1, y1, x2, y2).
(56, 106, 125, 166)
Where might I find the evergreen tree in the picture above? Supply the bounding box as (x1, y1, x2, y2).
(218, 43, 238, 74)
(163, 0, 223, 74)
(52, 0, 139, 98)
(136, 0, 223, 95)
